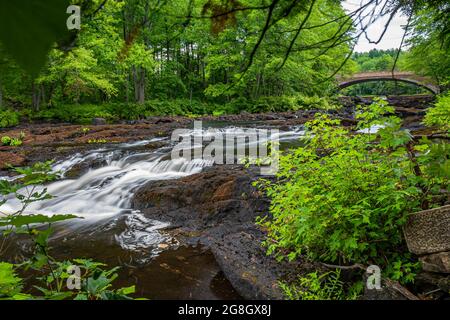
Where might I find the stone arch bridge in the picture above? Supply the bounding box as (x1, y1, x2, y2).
(337, 71, 440, 95)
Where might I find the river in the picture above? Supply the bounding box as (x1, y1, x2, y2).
(0, 121, 306, 299)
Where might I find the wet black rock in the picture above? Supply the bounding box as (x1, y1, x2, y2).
(92, 117, 107, 125)
(132, 165, 317, 299)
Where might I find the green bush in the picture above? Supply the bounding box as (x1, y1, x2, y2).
(31, 104, 115, 124)
(279, 270, 363, 300)
(1, 135, 22, 146)
(295, 95, 336, 110)
(223, 97, 253, 114)
(104, 102, 148, 120)
(0, 109, 20, 128)
(423, 92, 450, 130)
(11, 95, 339, 125)
(248, 96, 295, 113)
(244, 95, 336, 113)
(257, 99, 448, 282)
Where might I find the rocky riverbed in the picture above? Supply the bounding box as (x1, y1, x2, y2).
(0, 108, 358, 171)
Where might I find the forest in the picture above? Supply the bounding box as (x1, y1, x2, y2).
(0, 0, 449, 304)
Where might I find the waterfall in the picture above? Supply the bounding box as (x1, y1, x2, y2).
(0, 125, 305, 252)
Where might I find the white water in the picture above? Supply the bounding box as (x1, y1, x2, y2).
(0, 125, 305, 252)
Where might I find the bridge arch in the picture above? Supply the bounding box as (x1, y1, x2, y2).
(338, 72, 440, 95)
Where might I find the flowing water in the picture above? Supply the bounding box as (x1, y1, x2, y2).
(0, 123, 305, 299)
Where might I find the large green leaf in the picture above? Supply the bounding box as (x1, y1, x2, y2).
(0, 262, 23, 298)
(0, 214, 80, 227)
(0, 0, 71, 76)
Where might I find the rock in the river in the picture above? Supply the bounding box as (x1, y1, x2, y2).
(337, 95, 435, 111)
(0, 151, 26, 169)
(64, 158, 108, 178)
(132, 165, 318, 300)
(420, 252, 450, 274)
(132, 165, 270, 231)
(404, 205, 450, 255)
(362, 278, 418, 300)
(415, 271, 450, 295)
(210, 228, 320, 300)
(92, 117, 107, 125)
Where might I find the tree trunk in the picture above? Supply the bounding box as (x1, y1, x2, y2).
(125, 71, 130, 103)
(0, 81, 3, 108)
(138, 68, 145, 104)
(32, 83, 41, 111)
(133, 66, 145, 104)
(40, 84, 46, 106)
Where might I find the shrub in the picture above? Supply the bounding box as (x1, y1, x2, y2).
(279, 270, 363, 300)
(257, 99, 448, 282)
(249, 96, 296, 113)
(223, 97, 252, 114)
(295, 95, 336, 110)
(32, 104, 115, 124)
(0, 109, 19, 128)
(13, 95, 340, 125)
(1, 136, 11, 145)
(244, 95, 336, 113)
(104, 102, 148, 120)
(423, 92, 450, 130)
(1, 135, 22, 146)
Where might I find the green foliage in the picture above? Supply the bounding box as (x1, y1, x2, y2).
(1, 136, 11, 145)
(13, 161, 58, 185)
(423, 92, 450, 130)
(341, 81, 429, 96)
(0, 214, 79, 228)
(0, 109, 19, 128)
(0, 0, 354, 112)
(0, 258, 136, 300)
(4, 94, 340, 126)
(257, 99, 448, 282)
(29, 104, 114, 124)
(1, 134, 23, 146)
(402, 8, 450, 87)
(0, 0, 71, 76)
(33, 259, 135, 300)
(246, 95, 336, 113)
(385, 260, 421, 284)
(352, 49, 398, 72)
(279, 269, 363, 300)
(0, 262, 28, 300)
(87, 139, 107, 144)
(38, 48, 119, 104)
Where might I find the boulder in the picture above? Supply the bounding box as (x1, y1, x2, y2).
(404, 205, 450, 255)
(132, 165, 270, 232)
(337, 95, 435, 111)
(415, 271, 450, 295)
(420, 252, 450, 274)
(0, 151, 26, 169)
(362, 278, 415, 300)
(132, 165, 316, 300)
(92, 117, 107, 125)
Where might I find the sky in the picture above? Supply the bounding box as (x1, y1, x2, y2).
(342, 0, 409, 52)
